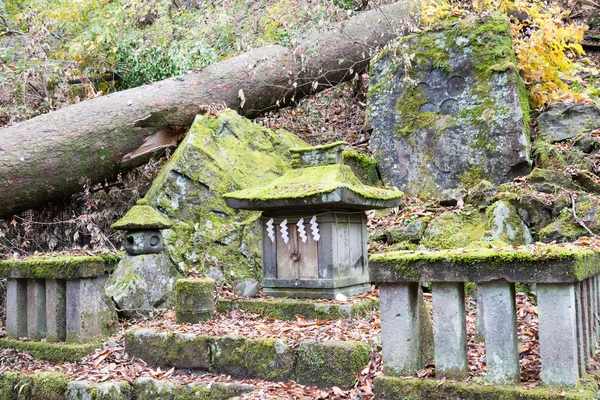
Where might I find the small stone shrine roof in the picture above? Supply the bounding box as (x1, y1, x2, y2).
(223, 163, 403, 211)
(111, 199, 173, 230)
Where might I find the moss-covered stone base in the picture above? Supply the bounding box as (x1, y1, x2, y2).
(373, 375, 598, 400)
(0, 371, 253, 400)
(294, 340, 370, 389)
(0, 338, 100, 362)
(175, 278, 215, 323)
(124, 328, 370, 389)
(216, 298, 378, 321)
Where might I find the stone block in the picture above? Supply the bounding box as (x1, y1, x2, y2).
(537, 102, 600, 143)
(67, 380, 132, 400)
(104, 253, 182, 319)
(368, 15, 530, 198)
(6, 278, 27, 338)
(174, 278, 215, 323)
(66, 276, 118, 342)
(537, 283, 579, 387)
(210, 335, 295, 381)
(46, 279, 66, 342)
(124, 328, 170, 367)
(379, 282, 422, 375)
(294, 340, 370, 389)
(27, 279, 46, 339)
(432, 282, 468, 380)
(480, 281, 520, 385)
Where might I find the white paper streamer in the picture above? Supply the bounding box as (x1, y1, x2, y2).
(297, 218, 307, 243)
(266, 218, 275, 243)
(310, 215, 320, 242)
(280, 219, 289, 244)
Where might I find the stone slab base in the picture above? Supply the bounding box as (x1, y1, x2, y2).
(263, 282, 371, 300)
(373, 375, 598, 400)
(0, 338, 100, 363)
(216, 297, 378, 321)
(124, 328, 370, 389)
(0, 371, 253, 400)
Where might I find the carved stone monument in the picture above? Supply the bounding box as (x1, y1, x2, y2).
(368, 15, 531, 198)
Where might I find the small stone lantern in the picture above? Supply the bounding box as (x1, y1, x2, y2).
(224, 142, 402, 299)
(111, 199, 173, 255)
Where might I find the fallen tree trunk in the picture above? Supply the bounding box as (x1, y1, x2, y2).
(0, 1, 418, 218)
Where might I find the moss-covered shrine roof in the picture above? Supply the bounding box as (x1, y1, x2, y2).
(369, 244, 600, 283)
(111, 199, 172, 230)
(223, 164, 403, 211)
(0, 253, 121, 279)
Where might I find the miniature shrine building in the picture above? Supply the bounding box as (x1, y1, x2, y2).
(224, 142, 402, 299)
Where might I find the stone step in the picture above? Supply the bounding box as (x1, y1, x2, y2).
(124, 328, 370, 389)
(0, 371, 253, 400)
(215, 297, 379, 321)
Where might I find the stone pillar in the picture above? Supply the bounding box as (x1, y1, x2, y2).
(66, 276, 117, 342)
(27, 279, 46, 339)
(537, 283, 579, 387)
(574, 283, 587, 375)
(6, 278, 27, 338)
(432, 282, 468, 380)
(379, 282, 421, 375)
(46, 279, 67, 342)
(480, 281, 520, 385)
(475, 285, 484, 342)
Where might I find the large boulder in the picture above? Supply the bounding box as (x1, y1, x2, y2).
(539, 194, 600, 243)
(105, 253, 182, 318)
(144, 110, 306, 277)
(367, 15, 531, 198)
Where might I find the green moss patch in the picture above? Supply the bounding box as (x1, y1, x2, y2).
(374, 375, 597, 400)
(0, 339, 99, 362)
(341, 150, 382, 186)
(224, 164, 402, 202)
(111, 203, 172, 230)
(369, 244, 600, 283)
(0, 372, 68, 400)
(0, 254, 121, 279)
(216, 298, 379, 321)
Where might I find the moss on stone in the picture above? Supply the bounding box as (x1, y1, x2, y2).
(224, 164, 402, 202)
(341, 150, 382, 186)
(374, 375, 597, 400)
(421, 209, 491, 249)
(111, 203, 172, 231)
(370, 244, 600, 283)
(0, 372, 68, 400)
(175, 278, 215, 323)
(211, 336, 295, 381)
(289, 141, 347, 153)
(0, 254, 121, 279)
(294, 340, 370, 389)
(0, 339, 99, 362)
(216, 298, 378, 321)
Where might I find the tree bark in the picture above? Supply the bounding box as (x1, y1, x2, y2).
(0, 1, 418, 218)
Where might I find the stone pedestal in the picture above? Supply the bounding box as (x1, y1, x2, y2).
(27, 279, 46, 339)
(432, 282, 467, 380)
(379, 283, 422, 375)
(46, 279, 67, 342)
(6, 279, 27, 338)
(537, 283, 579, 387)
(480, 281, 519, 385)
